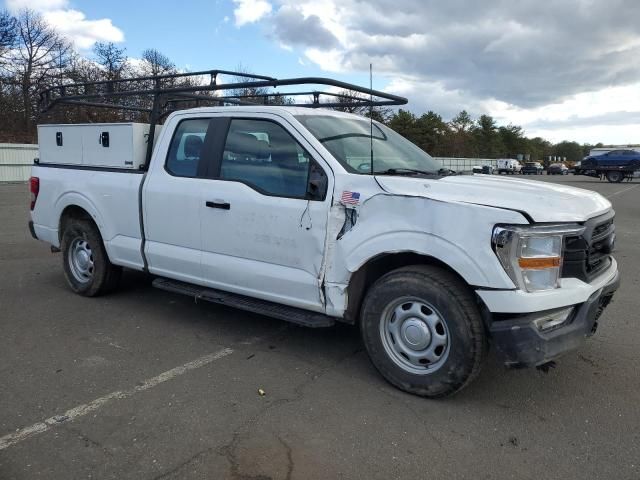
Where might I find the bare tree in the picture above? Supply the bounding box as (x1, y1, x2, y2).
(93, 41, 128, 81)
(323, 88, 392, 122)
(0, 10, 17, 134)
(6, 9, 70, 133)
(141, 48, 175, 77)
(0, 10, 16, 61)
(41, 53, 104, 124)
(226, 63, 294, 106)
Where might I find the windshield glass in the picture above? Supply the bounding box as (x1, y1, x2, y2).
(295, 114, 441, 174)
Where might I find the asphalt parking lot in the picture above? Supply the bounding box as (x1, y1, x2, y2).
(0, 175, 638, 480)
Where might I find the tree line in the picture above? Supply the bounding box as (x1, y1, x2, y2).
(0, 8, 602, 162)
(383, 109, 600, 164)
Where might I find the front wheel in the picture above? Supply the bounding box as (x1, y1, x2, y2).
(360, 265, 488, 398)
(61, 217, 122, 296)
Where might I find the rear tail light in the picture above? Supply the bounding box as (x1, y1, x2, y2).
(29, 176, 39, 211)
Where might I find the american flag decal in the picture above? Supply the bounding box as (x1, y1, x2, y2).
(340, 191, 360, 205)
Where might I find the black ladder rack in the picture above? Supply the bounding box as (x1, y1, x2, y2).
(39, 68, 407, 169)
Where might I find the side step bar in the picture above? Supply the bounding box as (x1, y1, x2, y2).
(152, 278, 336, 328)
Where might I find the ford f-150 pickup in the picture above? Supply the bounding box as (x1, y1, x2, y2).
(28, 73, 620, 398)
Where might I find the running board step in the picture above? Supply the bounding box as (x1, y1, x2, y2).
(152, 278, 335, 328)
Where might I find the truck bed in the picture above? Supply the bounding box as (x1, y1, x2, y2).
(30, 164, 145, 270)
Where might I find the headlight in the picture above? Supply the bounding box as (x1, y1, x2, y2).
(492, 224, 585, 292)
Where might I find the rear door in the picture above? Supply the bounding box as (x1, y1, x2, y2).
(199, 114, 332, 311)
(143, 115, 216, 284)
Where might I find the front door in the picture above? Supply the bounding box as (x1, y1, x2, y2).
(200, 116, 331, 311)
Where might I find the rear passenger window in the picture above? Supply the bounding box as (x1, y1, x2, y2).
(166, 118, 210, 177)
(220, 119, 314, 198)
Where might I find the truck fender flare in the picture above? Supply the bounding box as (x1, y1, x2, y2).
(55, 192, 108, 242)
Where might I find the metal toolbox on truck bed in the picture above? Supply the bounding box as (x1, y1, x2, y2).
(37, 123, 151, 169)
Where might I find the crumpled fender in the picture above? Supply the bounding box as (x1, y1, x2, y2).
(322, 193, 527, 317)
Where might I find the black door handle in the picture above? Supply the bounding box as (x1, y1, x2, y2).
(206, 201, 230, 210)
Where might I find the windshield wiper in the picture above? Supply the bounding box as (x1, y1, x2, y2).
(373, 168, 439, 177)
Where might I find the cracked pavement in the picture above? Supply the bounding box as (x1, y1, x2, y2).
(1, 177, 639, 479)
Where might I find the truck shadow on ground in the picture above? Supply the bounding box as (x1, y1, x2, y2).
(112, 270, 591, 406)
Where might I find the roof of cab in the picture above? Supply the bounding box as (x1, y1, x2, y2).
(171, 105, 364, 119)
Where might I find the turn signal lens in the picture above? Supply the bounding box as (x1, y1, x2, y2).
(518, 257, 561, 270)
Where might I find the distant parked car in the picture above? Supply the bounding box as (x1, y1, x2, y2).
(472, 165, 494, 174)
(521, 162, 544, 175)
(547, 163, 569, 175)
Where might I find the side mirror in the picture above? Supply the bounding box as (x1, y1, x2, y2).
(307, 161, 328, 201)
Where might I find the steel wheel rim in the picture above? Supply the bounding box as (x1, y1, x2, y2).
(379, 297, 450, 374)
(68, 237, 94, 283)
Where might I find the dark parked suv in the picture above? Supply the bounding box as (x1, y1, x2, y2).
(547, 163, 569, 175)
(522, 162, 544, 175)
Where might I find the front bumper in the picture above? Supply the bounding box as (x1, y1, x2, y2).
(488, 270, 620, 367)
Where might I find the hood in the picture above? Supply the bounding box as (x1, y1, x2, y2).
(376, 174, 612, 223)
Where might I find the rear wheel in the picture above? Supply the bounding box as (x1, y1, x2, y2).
(606, 170, 624, 183)
(360, 265, 488, 398)
(61, 217, 122, 296)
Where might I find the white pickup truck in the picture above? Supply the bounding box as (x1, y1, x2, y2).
(29, 104, 620, 398)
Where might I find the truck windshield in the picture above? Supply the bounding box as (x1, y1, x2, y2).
(295, 115, 441, 175)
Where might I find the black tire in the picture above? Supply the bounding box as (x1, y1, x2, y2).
(60, 217, 122, 296)
(360, 265, 488, 398)
(606, 170, 624, 183)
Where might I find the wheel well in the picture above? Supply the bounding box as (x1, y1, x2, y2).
(58, 205, 96, 242)
(343, 252, 472, 324)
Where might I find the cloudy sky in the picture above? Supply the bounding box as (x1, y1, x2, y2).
(5, 0, 640, 144)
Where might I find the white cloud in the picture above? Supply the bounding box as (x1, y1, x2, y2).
(5, 0, 124, 49)
(528, 125, 639, 145)
(233, 0, 272, 27)
(43, 9, 124, 49)
(381, 76, 640, 144)
(249, 0, 640, 144)
(303, 48, 345, 73)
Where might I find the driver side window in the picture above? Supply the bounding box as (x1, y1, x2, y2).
(220, 119, 326, 199)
